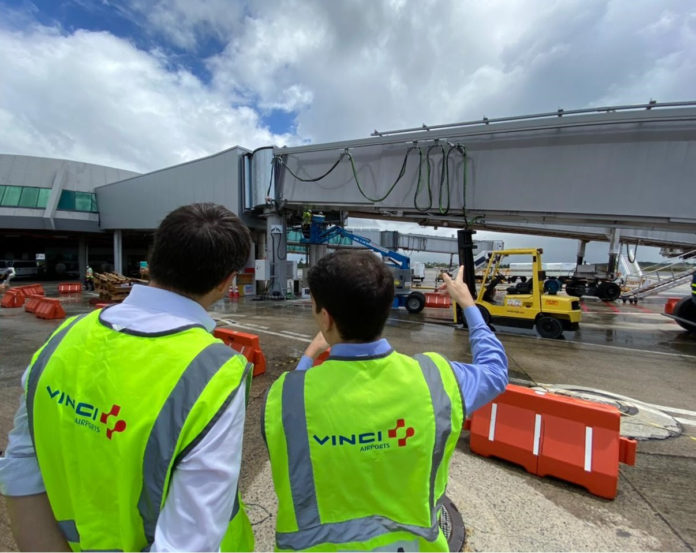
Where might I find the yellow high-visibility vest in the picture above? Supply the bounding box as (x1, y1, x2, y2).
(26, 310, 254, 551)
(263, 350, 464, 551)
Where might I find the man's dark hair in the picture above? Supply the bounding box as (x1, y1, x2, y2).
(308, 250, 394, 341)
(149, 203, 251, 296)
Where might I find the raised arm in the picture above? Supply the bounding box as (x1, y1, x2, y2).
(441, 266, 508, 414)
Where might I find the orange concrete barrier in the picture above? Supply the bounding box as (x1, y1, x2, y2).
(424, 292, 451, 308)
(468, 384, 637, 499)
(664, 297, 681, 315)
(24, 294, 44, 313)
(21, 284, 45, 296)
(2, 288, 26, 308)
(313, 349, 331, 366)
(58, 282, 82, 294)
(213, 327, 266, 376)
(34, 298, 66, 320)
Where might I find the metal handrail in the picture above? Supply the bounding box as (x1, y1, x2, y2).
(372, 100, 696, 137)
(640, 249, 696, 278)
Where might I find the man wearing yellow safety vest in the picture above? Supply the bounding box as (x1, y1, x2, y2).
(0, 203, 255, 551)
(263, 250, 508, 551)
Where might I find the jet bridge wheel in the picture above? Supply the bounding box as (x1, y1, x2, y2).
(536, 315, 564, 339)
(565, 283, 586, 297)
(405, 291, 426, 314)
(597, 281, 621, 301)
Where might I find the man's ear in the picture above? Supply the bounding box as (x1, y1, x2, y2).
(215, 272, 237, 293)
(319, 307, 334, 333)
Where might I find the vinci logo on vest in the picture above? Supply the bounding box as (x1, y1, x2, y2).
(313, 418, 415, 452)
(46, 386, 127, 439)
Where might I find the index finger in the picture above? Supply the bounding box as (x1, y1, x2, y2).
(456, 265, 465, 283)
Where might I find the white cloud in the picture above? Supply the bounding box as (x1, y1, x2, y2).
(0, 22, 297, 172)
(0, 0, 693, 262)
(123, 0, 247, 51)
(3, 0, 694, 170)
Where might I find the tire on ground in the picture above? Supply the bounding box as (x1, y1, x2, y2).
(405, 291, 426, 314)
(536, 314, 564, 339)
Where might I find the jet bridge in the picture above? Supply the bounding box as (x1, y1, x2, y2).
(246, 101, 696, 296)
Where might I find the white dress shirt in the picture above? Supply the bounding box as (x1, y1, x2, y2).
(0, 284, 247, 552)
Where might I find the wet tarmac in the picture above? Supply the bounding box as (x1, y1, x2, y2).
(1, 282, 695, 551)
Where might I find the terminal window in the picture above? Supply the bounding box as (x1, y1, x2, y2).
(0, 185, 51, 208)
(57, 190, 98, 212)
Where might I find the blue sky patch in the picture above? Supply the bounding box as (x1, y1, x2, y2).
(262, 108, 296, 135)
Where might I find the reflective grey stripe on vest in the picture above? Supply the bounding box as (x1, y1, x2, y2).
(414, 353, 452, 528)
(276, 513, 440, 550)
(26, 315, 88, 446)
(138, 343, 242, 546)
(281, 370, 320, 527)
(58, 519, 80, 542)
(277, 355, 452, 550)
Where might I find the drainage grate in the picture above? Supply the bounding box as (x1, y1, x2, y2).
(439, 495, 466, 552)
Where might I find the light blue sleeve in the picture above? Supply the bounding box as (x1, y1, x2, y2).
(295, 355, 314, 371)
(0, 368, 46, 496)
(449, 306, 508, 415)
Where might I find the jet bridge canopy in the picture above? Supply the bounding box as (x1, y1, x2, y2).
(259, 102, 696, 234)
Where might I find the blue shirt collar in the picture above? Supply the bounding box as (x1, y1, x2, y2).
(329, 338, 392, 358)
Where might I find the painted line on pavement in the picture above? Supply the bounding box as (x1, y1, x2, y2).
(240, 323, 270, 330)
(217, 318, 310, 343)
(579, 321, 679, 331)
(280, 330, 313, 338)
(583, 312, 666, 318)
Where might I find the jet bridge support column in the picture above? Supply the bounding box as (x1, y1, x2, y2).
(576, 240, 587, 266)
(608, 229, 621, 278)
(308, 244, 328, 270)
(266, 214, 288, 299)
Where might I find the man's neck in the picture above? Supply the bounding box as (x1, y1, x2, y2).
(148, 280, 209, 309)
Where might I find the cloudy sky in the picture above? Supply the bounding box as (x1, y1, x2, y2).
(1, 0, 694, 262)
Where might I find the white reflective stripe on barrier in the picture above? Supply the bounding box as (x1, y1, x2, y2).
(488, 403, 497, 441)
(585, 427, 593, 472)
(533, 414, 542, 456)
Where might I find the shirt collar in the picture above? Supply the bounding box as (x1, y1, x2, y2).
(329, 338, 392, 358)
(121, 284, 216, 332)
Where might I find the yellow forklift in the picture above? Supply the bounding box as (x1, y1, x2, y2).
(470, 248, 582, 339)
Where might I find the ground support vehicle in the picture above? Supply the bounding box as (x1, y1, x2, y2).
(561, 264, 622, 301)
(411, 262, 426, 286)
(472, 249, 582, 339)
(302, 218, 428, 314)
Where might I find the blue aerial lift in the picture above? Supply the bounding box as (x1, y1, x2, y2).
(301, 214, 428, 313)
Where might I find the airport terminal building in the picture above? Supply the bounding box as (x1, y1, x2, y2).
(0, 150, 268, 281)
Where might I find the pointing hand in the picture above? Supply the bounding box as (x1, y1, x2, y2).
(441, 266, 476, 308)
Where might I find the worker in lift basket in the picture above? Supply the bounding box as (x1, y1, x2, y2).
(262, 250, 509, 552)
(301, 208, 312, 239)
(0, 203, 255, 552)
